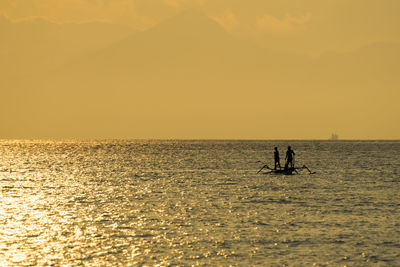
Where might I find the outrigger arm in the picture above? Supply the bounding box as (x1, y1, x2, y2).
(300, 165, 316, 174)
(257, 164, 270, 174)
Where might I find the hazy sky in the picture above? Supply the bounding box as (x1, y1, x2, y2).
(1, 1, 399, 139)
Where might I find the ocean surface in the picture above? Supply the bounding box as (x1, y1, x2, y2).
(0, 140, 399, 266)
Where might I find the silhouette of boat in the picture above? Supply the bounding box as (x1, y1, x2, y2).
(257, 164, 315, 175)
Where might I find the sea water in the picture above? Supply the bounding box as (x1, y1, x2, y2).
(0, 140, 399, 266)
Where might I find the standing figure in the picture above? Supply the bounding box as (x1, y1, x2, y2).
(285, 146, 295, 168)
(274, 147, 281, 170)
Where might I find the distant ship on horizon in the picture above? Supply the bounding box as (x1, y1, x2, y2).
(330, 133, 339, 140)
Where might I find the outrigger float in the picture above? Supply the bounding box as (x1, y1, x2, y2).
(257, 164, 316, 175)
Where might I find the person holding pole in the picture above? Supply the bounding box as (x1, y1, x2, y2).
(285, 146, 295, 168)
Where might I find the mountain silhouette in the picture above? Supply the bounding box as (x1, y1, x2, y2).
(58, 8, 263, 78)
(2, 9, 400, 138)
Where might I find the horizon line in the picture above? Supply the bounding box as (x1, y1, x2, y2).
(1, 138, 399, 141)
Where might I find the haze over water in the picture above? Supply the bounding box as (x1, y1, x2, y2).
(0, 140, 399, 265)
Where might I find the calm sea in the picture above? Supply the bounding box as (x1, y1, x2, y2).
(0, 140, 399, 266)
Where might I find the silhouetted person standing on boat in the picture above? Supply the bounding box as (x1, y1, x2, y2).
(274, 147, 281, 170)
(285, 146, 295, 168)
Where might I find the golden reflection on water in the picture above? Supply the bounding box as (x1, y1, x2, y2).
(0, 140, 399, 265)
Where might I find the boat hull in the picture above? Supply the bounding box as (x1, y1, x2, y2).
(262, 167, 296, 175)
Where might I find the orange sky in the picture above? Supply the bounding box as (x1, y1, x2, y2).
(1, 1, 399, 139)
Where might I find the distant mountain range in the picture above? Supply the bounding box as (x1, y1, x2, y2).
(53, 10, 400, 89)
(2, 9, 399, 89)
(1, 9, 399, 138)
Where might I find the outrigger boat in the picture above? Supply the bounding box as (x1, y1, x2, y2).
(257, 164, 316, 175)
